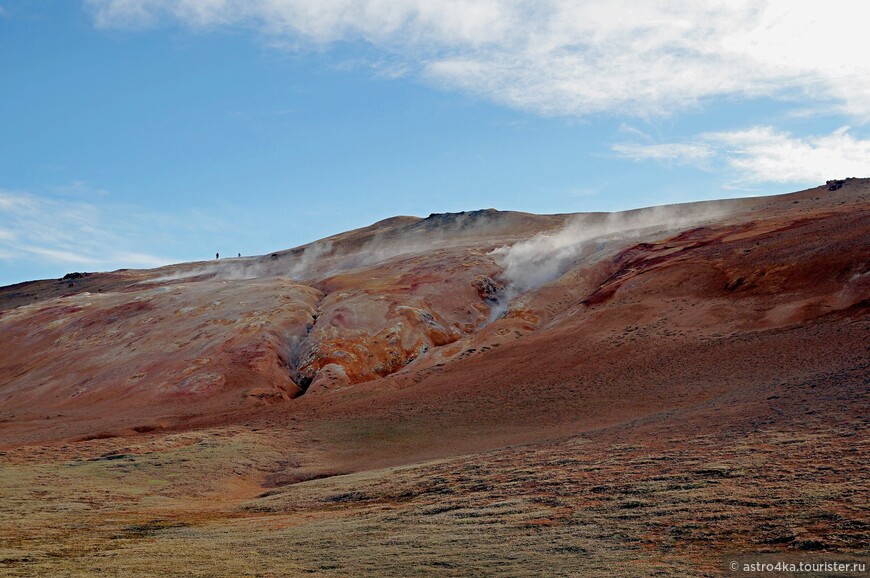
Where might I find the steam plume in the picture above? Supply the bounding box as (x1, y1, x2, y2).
(488, 202, 730, 320)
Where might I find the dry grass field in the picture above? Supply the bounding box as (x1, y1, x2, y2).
(2, 416, 868, 576)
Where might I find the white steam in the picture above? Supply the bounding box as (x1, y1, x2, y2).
(488, 203, 730, 320)
(286, 241, 333, 279)
(147, 258, 266, 283)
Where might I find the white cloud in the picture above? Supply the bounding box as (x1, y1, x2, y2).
(613, 127, 870, 184)
(21, 245, 102, 265)
(84, 0, 870, 119)
(706, 127, 870, 183)
(611, 143, 714, 164)
(0, 189, 174, 272)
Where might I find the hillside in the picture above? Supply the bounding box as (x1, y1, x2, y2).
(0, 180, 868, 576)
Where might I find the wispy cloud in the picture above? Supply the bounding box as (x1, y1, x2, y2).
(50, 180, 111, 198)
(613, 127, 870, 184)
(84, 1, 870, 120)
(707, 127, 870, 184)
(0, 188, 174, 273)
(611, 143, 714, 165)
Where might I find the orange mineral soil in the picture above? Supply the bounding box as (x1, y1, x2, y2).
(0, 181, 867, 576)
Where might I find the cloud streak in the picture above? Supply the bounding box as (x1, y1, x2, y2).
(0, 189, 174, 280)
(613, 127, 870, 184)
(85, 0, 870, 119)
(611, 143, 714, 165)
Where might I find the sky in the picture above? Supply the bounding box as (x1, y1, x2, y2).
(1, 0, 869, 286)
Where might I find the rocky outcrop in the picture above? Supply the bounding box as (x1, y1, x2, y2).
(295, 250, 501, 393)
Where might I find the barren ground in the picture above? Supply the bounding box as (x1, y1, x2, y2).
(1, 181, 868, 576)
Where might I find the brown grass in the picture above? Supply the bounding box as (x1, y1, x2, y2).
(1, 421, 867, 577)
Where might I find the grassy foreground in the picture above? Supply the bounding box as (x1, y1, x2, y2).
(1, 420, 867, 577)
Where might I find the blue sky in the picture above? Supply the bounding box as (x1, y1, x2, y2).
(1, 0, 868, 286)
